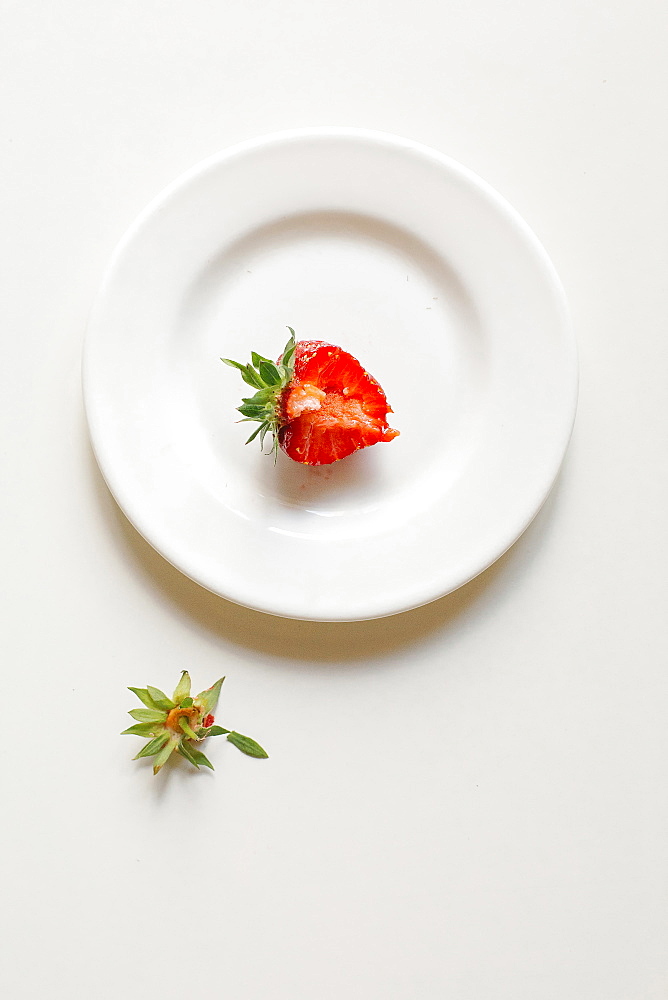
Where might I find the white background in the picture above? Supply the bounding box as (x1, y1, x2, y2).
(1, 2, 667, 998)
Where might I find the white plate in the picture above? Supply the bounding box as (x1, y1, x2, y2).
(83, 127, 577, 621)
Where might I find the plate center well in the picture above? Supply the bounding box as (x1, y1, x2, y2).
(177, 210, 486, 537)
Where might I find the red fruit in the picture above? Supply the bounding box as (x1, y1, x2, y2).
(279, 341, 398, 465)
(222, 329, 399, 466)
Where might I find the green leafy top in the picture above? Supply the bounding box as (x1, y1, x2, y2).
(221, 327, 296, 460)
(122, 671, 268, 775)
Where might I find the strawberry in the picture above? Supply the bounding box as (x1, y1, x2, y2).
(222, 328, 399, 465)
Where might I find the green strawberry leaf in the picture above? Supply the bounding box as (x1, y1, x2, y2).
(243, 365, 265, 389)
(128, 686, 162, 710)
(121, 722, 162, 737)
(187, 747, 214, 770)
(172, 671, 191, 704)
(282, 328, 296, 366)
(243, 387, 277, 404)
(196, 677, 224, 715)
(220, 358, 264, 390)
(238, 403, 265, 418)
(251, 351, 272, 367)
(259, 361, 282, 385)
(133, 734, 170, 760)
(245, 424, 264, 444)
(153, 740, 177, 774)
(128, 708, 168, 724)
(226, 732, 269, 758)
(196, 724, 230, 738)
(146, 686, 175, 711)
(177, 742, 199, 768)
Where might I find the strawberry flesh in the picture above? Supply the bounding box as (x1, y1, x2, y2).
(278, 341, 399, 465)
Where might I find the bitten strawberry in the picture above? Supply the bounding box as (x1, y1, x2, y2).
(222, 328, 399, 465)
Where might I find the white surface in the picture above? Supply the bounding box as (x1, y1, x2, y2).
(1, 2, 667, 998)
(83, 128, 576, 620)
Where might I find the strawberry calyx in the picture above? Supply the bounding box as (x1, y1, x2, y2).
(221, 327, 297, 460)
(121, 672, 268, 774)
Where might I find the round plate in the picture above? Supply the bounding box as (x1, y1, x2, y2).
(83, 128, 577, 621)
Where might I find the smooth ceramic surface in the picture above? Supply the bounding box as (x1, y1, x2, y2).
(83, 128, 577, 620)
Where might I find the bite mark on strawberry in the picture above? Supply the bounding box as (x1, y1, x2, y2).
(285, 383, 327, 420)
(222, 328, 399, 466)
